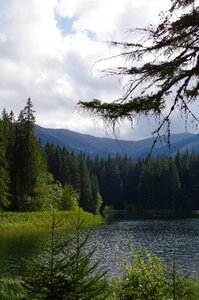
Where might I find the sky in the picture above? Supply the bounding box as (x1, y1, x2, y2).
(0, 0, 196, 141)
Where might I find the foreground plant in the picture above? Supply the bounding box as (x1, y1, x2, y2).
(112, 244, 199, 300)
(0, 277, 27, 299)
(24, 210, 109, 299)
(115, 245, 167, 300)
(166, 260, 199, 300)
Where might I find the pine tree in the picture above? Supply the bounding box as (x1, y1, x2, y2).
(168, 159, 181, 211)
(13, 98, 46, 211)
(90, 174, 102, 214)
(79, 157, 92, 211)
(105, 157, 123, 209)
(25, 211, 110, 299)
(69, 153, 81, 192)
(0, 111, 11, 209)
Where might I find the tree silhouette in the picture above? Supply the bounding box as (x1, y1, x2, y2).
(79, 0, 199, 144)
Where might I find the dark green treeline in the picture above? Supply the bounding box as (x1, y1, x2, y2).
(0, 99, 102, 213)
(1, 100, 199, 213)
(44, 138, 199, 213)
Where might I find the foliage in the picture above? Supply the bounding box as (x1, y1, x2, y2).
(90, 174, 103, 214)
(45, 146, 199, 213)
(78, 0, 199, 140)
(115, 245, 167, 299)
(109, 245, 199, 300)
(2, 100, 199, 214)
(1, 249, 199, 299)
(13, 98, 41, 210)
(79, 156, 92, 211)
(0, 101, 105, 214)
(61, 184, 79, 211)
(0, 110, 12, 209)
(0, 277, 28, 299)
(165, 260, 199, 300)
(45, 144, 104, 213)
(33, 172, 63, 211)
(24, 211, 110, 299)
(3, 98, 50, 212)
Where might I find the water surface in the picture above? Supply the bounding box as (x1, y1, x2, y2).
(88, 216, 199, 277)
(1, 216, 199, 278)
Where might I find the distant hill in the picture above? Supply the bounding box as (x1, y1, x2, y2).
(35, 125, 199, 159)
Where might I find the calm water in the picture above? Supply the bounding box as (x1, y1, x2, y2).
(1, 216, 199, 277)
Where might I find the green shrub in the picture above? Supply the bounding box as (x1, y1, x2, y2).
(0, 277, 28, 299)
(165, 261, 199, 300)
(115, 245, 167, 300)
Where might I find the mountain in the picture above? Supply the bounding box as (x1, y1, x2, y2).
(35, 125, 199, 159)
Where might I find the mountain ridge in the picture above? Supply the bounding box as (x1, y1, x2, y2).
(35, 124, 199, 158)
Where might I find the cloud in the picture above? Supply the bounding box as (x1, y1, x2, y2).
(0, 0, 191, 141)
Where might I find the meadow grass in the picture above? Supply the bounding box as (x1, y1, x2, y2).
(0, 277, 27, 299)
(0, 209, 103, 236)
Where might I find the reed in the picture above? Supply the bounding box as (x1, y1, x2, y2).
(0, 209, 103, 236)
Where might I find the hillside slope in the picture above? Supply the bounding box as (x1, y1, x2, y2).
(35, 125, 199, 158)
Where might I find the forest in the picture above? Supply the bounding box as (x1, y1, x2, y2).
(1, 99, 199, 214)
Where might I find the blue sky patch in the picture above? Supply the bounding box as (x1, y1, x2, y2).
(87, 30, 96, 40)
(55, 14, 76, 36)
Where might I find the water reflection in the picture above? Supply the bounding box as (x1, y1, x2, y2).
(0, 233, 46, 276)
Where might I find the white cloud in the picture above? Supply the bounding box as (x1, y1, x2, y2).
(0, 0, 191, 141)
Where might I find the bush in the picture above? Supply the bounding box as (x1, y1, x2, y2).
(115, 245, 167, 300)
(0, 277, 27, 299)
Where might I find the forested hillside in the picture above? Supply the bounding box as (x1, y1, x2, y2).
(1, 100, 199, 213)
(46, 145, 199, 212)
(0, 99, 102, 213)
(35, 124, 199, 159)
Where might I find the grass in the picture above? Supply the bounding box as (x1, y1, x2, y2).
(0, 209, 103, 236)
(1, 275, 199, 299)
(0, 277, 27, 299)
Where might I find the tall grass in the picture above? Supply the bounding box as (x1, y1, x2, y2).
(0, 209, 103, 236)
(0, 277, 27, 299)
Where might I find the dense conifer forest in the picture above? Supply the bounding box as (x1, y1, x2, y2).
(1, 99, 199, 213)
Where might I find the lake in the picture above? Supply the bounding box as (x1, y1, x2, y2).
(1, 215, 199, 278)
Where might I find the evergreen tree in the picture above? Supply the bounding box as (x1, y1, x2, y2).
(105, 157, 123, 209)
(79, 0, 199, 140)
(0, 111, 11, 209)
(68, 153, 81, 192)
(90, 174, 102, 214)
(25, 212, 110, 299)
(79, 157, 92, 211)
(60, 147, 71, 185)
(138, 159, 155, 211)
(168, 159, 181, 211)
(13, 98, 46, 211)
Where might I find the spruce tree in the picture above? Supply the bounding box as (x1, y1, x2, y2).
(25, 211, 110, 299)
(0, 111, 11, 209)
(79, 157, 92, 211)
(13, 98, 47, 211)
(79, 0, 199, 141)
(69, 153, 81, 192)
(90, 174, 102, 214)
